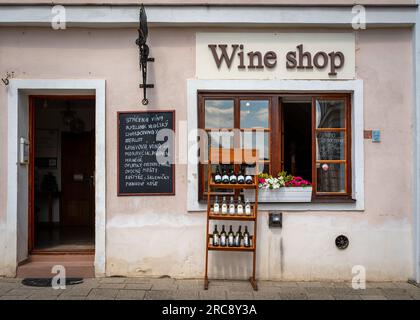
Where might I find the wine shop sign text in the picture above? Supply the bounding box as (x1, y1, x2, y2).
(196, 32, 355, 80)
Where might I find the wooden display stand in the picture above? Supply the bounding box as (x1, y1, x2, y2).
(204, 148, 260, 291)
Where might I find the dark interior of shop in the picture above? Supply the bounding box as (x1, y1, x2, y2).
(283, 102, 312, 182)
(33, 97, 95, 252)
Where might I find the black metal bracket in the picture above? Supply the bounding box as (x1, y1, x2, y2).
(139, 84, 154, 89)
(136, 4, 154, 106)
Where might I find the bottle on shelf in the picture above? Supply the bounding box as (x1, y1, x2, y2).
(245, 200, 252, 216)
(228, 225, 235, 247)
(237, 196, 244, 215)
(213, 196, 220, 214)
(221, 167, 230, 184)
(237, 167, 245, 184)
(243, 226, 251, 247)
(221, 196, 228, 215)
(220, 225, 227, 247)
(229, 169, 237, 184)
(229, 196, 236, 215)
(234, 226, 242, 247)
(214, 166, 222, 184)
(245, 166, 254, 184)
(212, 225, 220, 247)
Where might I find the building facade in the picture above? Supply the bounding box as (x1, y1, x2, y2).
(0, 0, 419, 283)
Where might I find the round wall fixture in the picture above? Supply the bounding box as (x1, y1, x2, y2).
(335, 235, 349, 250)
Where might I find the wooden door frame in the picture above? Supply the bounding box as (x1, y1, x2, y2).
(28, 95, 96, 254)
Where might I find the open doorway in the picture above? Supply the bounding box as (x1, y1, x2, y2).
(282, 98, 312, 182)
(29, 96, 95, 253)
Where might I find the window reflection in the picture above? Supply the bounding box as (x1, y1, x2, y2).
(316, 163, 345, 193)
(241, 131, 270, 161)
(316, 100, 345, 128)
(205, 100, 234, 128)
(207, 131, 234, 149)
(240, 100, 269, 128)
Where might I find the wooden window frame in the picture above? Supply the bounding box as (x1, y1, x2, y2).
(198, 92, 352, 202)
(311, 95, 352, 201)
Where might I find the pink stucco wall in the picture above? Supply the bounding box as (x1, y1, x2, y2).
(0, 26, 414, 279)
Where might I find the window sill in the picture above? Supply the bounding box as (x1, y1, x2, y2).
(310, 198, 356, 204)
(199, 198, 356, 205)
(195, 198, 362, 212)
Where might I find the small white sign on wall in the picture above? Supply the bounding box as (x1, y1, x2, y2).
(196, 32, 356, 80)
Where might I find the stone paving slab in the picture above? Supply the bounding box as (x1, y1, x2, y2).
(0, 278, 419, 300)
(116, 289, 147, 300)
(86, 288, 119, 300)
(333, 294, 362, 300)
(145, 290, 176, 300)
(360, 295, 388, 300)
(98, 278, 126, 284)
(98, 283, 126, 289)
(226, 291, 254, 300)
(307, 293, 335, 300)
(124, 283, 153, 290)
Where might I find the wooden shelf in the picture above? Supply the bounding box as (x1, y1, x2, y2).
(209, 182, 257, 189)
(208, 214, 256, 221)
(205, 148, 259, 291)
(208, 206, 257, 221)
(208, 244, 255, 252)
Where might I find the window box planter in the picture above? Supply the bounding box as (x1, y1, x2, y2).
(243, 187, 313, 203)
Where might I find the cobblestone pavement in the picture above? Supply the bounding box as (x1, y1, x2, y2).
(0, 278, 419, 300)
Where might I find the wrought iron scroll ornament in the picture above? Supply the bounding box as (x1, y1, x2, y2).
(136, 4, 154, 105)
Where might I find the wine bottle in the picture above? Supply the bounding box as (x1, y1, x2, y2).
(245, 173, 254, 184)
(212, 225, 220, 247)
(220, 225, 227, 247)
(237, 196, 244, 215)
(214, 166, 222, 184)
(221, 196, 228, 215)
(245, 166, 254, 185)
(243, 226, 251, 247)
(213, 196, 220, 214)
(237, 167, 245, 184)
(229, 169, 237, 184)
(227, 225, 235, 247)
(234, 226, 242, 247)
(221, 167, 229, 184)
(229, 196, 236, 215)
(245, 200, 252, 216)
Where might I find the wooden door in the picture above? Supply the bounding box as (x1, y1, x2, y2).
(61, 131, 95, 227)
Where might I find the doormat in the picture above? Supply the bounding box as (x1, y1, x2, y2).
(21, 278, 84, 287)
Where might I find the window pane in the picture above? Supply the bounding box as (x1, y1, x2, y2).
(240, 100, 269, 128)
(258, 163, 270, 176)
(316, 100, 345, 128)
(316, 131, 345, 160)
(316, 163, 345, 193)
(240, 131, 269, 161)
(205, 100, 234, 128)
(208, 131, 234, 149)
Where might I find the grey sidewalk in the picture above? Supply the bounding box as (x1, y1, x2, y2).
(0, 277, 419, 300)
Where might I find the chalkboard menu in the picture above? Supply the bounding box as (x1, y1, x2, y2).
(118, 111, 175, 196)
